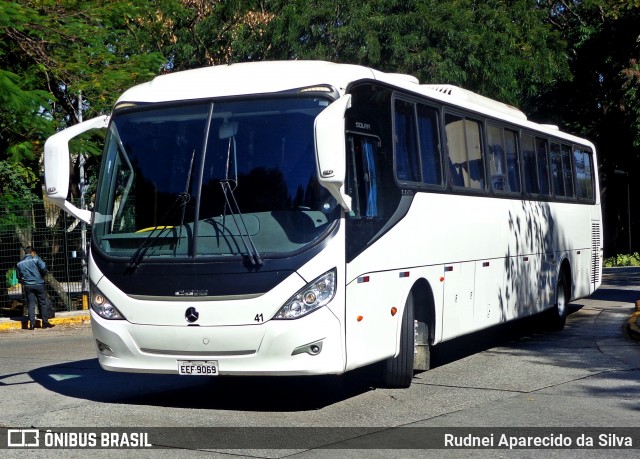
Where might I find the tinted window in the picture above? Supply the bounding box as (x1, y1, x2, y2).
(394, 99, 443, 186)
(521, 134, 539, 194)
(504, 129, 520, 193)
(561, 144, 574, 198)
(536, 138, 551, 196)
(445, 114, 485, 189)
(487, 125, 507, 192)
(550, 142, 574, 198)
(417, 104, 443, 185)
(573, 146, 595, 201)
(394, 99, 420, 182)
(487, 125, 520, 193)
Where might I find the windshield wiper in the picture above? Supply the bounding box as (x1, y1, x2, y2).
(220, 179, 263, 268)
(218, 126, 263, 268)
(177, 149, 196, 243)
(129, 149, 196, 269)
(127, 191, 190, 270)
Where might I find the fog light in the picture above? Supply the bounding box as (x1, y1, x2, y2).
(292, 340, 324, 356)
(96, 339, 114, 356)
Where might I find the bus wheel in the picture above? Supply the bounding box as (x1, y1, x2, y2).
(548, 272, 568, 331)
(383, 292, 415, 388)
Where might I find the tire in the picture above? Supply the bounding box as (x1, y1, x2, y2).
(548, 272, 568, 331)
(383, 292, 415, 388)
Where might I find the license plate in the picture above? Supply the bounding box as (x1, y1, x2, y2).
(177, 360, 219, 376)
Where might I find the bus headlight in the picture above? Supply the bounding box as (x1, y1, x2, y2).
(274, 269, 337, 320)
(90, 282, 125, 320)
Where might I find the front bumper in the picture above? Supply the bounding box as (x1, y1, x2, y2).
(90, 306, 345, 376)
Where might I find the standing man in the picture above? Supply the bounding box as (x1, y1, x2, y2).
(16, 246, 54, 330)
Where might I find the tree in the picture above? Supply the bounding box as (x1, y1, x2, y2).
(533, 1, 640, 255)
(0, 1, 170, 308)
(254, 0, 570, 105)
(140, 1, 568, 106)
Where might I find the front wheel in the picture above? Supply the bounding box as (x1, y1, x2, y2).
(383, 292, 415, 388)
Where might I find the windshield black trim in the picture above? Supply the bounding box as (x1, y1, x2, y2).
(91, 217, 339, 264)
(91, 220, 340, 297)
(112, 89, 338, 116)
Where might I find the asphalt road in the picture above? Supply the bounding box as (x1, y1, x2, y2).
(1, 268, 639, 458)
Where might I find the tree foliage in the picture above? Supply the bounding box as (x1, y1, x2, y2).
(0, 160, 39, 232)
(0, 0, 167, 165)
(223, 0, 570, 105)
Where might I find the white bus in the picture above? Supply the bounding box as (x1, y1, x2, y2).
(44, 61, 602, 387)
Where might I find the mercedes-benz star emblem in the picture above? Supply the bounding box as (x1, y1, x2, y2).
(185, 307, 199, 323)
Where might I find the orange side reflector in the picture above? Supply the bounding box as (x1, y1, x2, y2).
(357, 315, 363, 322)
(390, 307, 397, 316)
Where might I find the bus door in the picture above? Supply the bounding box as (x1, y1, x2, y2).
(344, 133, 398, 369)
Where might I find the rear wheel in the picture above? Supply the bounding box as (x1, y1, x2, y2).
(548, 272, 568, 331)
(383, 292, 415, 388)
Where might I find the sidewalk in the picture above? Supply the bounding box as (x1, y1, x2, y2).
(0, 310, 90, 331)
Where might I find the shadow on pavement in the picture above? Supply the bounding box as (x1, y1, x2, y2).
(28, 310, 569, 411)
(28, 359, 379, 412)
(427, 306, 582, 369)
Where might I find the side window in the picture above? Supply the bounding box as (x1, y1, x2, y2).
(573, 146, 595, 201)
(394, 99, 420, 182)
(394, 99, 443, 186)
(536, 138, 551, 196)
(521, 134, 539, 194)
(417, 104, 443, 185)
(504, 129, 521, 193)
(487, 125, 508, 192)
(487, 125, 520, 193)
(445, 113, 485, 189)
(550, 142, 575, 198)
(347, 135, 381, 218)
(561, 144, 574, 198)
(550, 142, 564, 196)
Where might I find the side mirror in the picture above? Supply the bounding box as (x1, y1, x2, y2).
(44, 115, 110, 224)
(314, 95, 352, 211)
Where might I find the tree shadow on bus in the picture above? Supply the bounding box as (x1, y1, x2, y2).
(28, 359, 379, 412)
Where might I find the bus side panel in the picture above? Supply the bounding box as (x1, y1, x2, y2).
(441, 261, 475, 340)
(344, 265, 444, 371)
(344, 271, 405, 371)
(474, 259, 502, 328)
(345, 192, 598, 351)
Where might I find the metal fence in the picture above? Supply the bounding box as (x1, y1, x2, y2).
(1, 199, 90, 318)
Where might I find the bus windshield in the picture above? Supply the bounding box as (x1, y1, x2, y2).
(93, 96, 339, 261)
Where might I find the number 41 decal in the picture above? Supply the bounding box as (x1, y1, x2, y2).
(254, 313, 264, 322)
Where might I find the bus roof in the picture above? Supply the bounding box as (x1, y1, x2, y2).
(117, 61, 377, 104)
(116, 60, 594, 148)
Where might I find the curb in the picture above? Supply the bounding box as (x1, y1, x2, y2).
(627, 300, 640, 341)
(0, 311, 91, 331)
